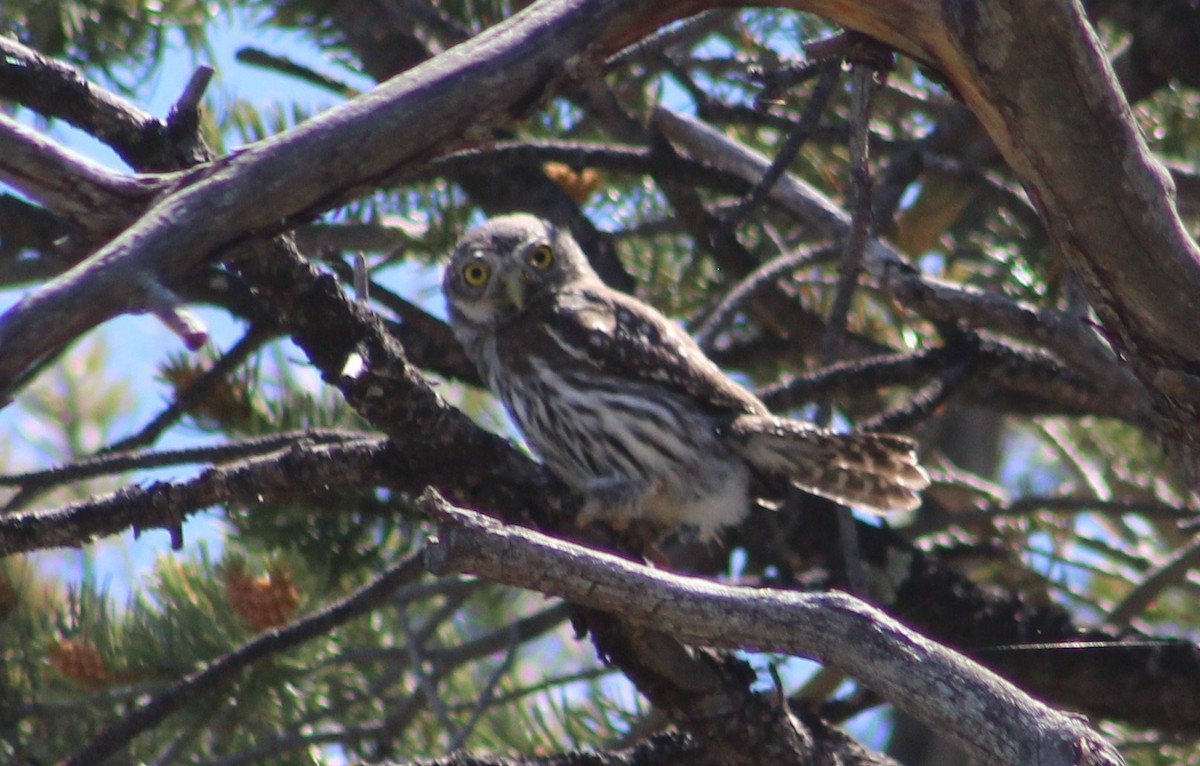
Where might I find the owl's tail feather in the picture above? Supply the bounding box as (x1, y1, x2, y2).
(724, 415, 930, 514)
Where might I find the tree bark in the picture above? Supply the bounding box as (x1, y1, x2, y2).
(425, 498, 1125, 766)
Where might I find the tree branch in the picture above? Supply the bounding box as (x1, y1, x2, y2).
(923, 0, 1200, 445)
(0, 35, 191, 170)
(0, 115, 160, 234)
(0, 429, 369, 491)
(424, 498, 1122, 766)
(0, 437, 395, 556)
(739, 499, 1200, 736)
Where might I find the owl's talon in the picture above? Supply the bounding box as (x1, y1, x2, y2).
(577, 499, 633, 531)
(576, 475, 652, 531)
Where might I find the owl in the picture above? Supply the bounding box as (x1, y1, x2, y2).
(443, 214, 928, 538)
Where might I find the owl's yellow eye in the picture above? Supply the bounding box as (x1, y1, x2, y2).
(462, 261, 490, 287)
(528, 244, 555, 270)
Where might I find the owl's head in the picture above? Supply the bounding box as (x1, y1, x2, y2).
(443, 214, 595, 334)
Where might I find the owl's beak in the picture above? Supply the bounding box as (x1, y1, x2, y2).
(502, 269, 527, 310)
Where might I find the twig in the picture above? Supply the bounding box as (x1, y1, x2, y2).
(694, 242, 835, 350)
(398, 606, 461, 744)
(422, 495, 1124, 766)
(862, 358, 972, 433)
(165, 65, 215, 134)
(447, 630, 519, 752)
(139, 276, 209, 350)
(860, 331, 979, 432)
(445, 666, 612, 712)
(816, 65, 876, 425)
(429, 603, 571, 671)
(991, 495, 1195, 522)
(816, 65, 877, 597)
(234, 49, 357, 97)
(0, 429, 372, 490)
(1036, 419, 1111, 501)
(717, 61, 840, 237)
(1107, 532, 1200, 629)
(606, 11, 729, 66)
(758, 345, 951, 411)
(61, 551, 426, 766)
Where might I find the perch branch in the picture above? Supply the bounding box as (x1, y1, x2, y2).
(424, 497, 1122, 766)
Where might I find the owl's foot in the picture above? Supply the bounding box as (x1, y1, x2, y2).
(576, 475, 653, 531)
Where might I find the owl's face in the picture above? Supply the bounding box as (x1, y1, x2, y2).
(443, 214, 594, 333)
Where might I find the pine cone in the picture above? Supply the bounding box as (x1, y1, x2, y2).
(224, 562, 300, 632)
(47, 638, 118, 690)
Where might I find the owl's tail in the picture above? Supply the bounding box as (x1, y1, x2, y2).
(724, 415, 929, 514)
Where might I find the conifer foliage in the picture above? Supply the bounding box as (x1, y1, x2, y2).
(2, 2, 1200, 765)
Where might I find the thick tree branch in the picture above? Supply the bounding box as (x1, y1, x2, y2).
(424, 499, 1122, 766)
(898, 0, 1200, 446)
(738, 500, 1200, 736)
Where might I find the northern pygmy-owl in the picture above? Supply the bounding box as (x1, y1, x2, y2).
(443, 214, 929, 538)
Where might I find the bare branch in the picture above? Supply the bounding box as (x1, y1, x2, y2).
(424, 498, 1122, 766)
(139, 276, 208, 350)
(0, 36, 175, 168)
(695, 242, 835, 350)
(0, 429, 371, 491)
(718, 61, 839, 236)
(817, 64, 875, 421)
(0, 437, 395, 556)
(0, 114, 160, 231)
(1107, 531, 1200, 629)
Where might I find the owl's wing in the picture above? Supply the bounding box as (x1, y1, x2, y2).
(537, 284, 765, 416)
